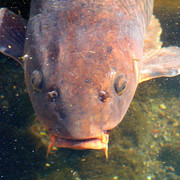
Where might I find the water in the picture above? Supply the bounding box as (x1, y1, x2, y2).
(0, 0, 179, 179)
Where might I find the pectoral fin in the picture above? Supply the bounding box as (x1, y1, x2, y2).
(0, 8, 27, 66)
(139, 15, 180, 83)
(140, 46, 180, 83)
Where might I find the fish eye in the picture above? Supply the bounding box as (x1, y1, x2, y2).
(114, 74, 127, 96)
(99, 91, 109, 102)
(30, 70, 43, 91)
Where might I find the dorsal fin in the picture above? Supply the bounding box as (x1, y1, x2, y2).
(0, 8, 27, 66)
(143, 15, 162, 54)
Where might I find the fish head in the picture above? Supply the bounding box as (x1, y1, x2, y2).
(24, 6, 141, 152)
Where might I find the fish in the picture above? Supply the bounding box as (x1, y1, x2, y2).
(0, 0, 180, 159)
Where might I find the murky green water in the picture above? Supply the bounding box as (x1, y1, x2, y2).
(0, 0, 179, 179)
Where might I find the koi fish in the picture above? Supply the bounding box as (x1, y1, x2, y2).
(0, 0, 179, 159)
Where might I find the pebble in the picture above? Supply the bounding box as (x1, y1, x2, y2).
(160, 104, 167, 110)
(40, 131, 47, 136)
(45, 163, 50, 167)
(112, 176, 118, 180)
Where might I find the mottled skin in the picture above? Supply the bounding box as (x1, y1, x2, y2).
(23, 0, 153, 150)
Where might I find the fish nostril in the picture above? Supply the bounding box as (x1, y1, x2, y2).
(99, 91, 109, 102)
(47, 90, 58, 101)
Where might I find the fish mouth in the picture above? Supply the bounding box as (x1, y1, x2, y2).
(47, 132, 109, 159)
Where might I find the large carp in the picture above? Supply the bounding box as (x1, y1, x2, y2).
(0, 0, 179, 158)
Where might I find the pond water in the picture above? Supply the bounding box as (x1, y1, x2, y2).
(0, 0, 179, 179)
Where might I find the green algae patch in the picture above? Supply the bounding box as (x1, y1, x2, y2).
(159, 145, 180, 176)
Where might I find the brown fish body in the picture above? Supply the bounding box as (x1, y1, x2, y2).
(1, 0, 179, 157)
(24, 0, 152, 138)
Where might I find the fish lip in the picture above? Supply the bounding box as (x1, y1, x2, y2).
(51, 131, 110, 150)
